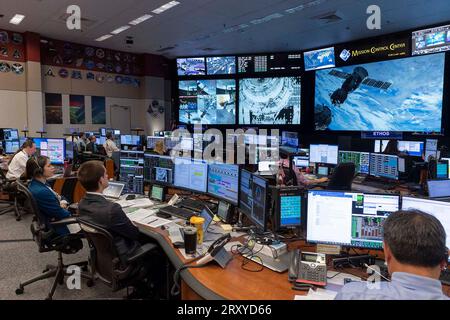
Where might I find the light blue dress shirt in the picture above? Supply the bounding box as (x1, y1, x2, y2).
(335, 272, 449, 300)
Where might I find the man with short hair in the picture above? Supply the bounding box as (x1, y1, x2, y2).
(77, 161, 140, 262)
(6, 139, 36, 179)
(85, 135, 98, 153)
(336, 209, 449, 300)
(75, 132, 87, 153)
(103, 132, 119, 157)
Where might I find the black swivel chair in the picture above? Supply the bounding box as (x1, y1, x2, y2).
(0, 169, 25, 220)
(15, 182, 89, 300)
(60, 177, 78, 204)
(78, 219, 158, 296)
(327, 162, 356, 191)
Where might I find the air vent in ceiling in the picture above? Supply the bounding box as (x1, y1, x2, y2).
(311, 11, 343, 23)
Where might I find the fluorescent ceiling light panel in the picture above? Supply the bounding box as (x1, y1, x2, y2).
(152, 1, 180, 14)
(9, 14, 25, 25)
(250, 13, 284, 25)
(285, 0, 327, 14)
(129, 14, 153, 25)
(111, 25, 131, 34)
(96, 34, 113, 42)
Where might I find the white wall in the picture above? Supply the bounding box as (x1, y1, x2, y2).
(0, 90, 28, 131)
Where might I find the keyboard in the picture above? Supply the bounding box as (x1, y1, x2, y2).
(440, 269, 450, 285)
(158, 205, 197, 220)
(178, 198, 206, 212)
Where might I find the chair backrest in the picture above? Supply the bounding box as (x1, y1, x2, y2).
(78, 219, 118, 286)
(60, 177, 78, 203)
(16, 181, 56, 252)
(327, 162, 356, 191)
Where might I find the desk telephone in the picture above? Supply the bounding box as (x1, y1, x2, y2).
(289, 250, 327, 287)
(196, 233, 232, 268)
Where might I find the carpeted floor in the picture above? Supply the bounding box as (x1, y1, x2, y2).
(0, 204, 126, 300)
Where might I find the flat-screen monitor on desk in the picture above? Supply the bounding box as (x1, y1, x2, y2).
(437, 162, 449, 180)
(441, 157, 450, 178)
(307, 190, 400, 249)
(207, 163, 239, 205)
(143, 154, 175, 185)
(401, 197, 450, 262)
(309, 144, 338, 165)
(239, 170, 269, 231)
(425, 139, 438, 160)
(147, 136, 165, 149)
(281, 131, 298, 148)
(272, 186, 303, 231)
(173, 158, 208, 193)
(1, 128, 19, 141)
(374, 140, 390, 153)
(120, 135, 142, 146)
(369, 153, 399, 180)
(32, 138, 66, 165)
(339, 151, 370, 175)
(397, 141, 424, 157)
(4, 140, 20, 154)
(292, 155, 309, 168)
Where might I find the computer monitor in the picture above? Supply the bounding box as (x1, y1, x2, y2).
(369, 153, 399, 180)
(441, 157, 450, 178)
(272, 186, 303, 231)
(217, 201, 231, 222)
(144, 154, 175, 185)
(119, 155, 144, 194)
(239, 169, 269, 231)
(95, 136, 106, 146)
(309, 144, 338, 165)
(307, 190, 400, 249)
(338, 151, 370, 175)
(121, 135, 142, 146)
(437, 162, 449, 180)
(427, 180, 450, 198)
(401, 197, 450, 261)
(258, 160, 278, 174)
(397, 141, 424, 157)
(4, 140, 20, 154)
(32, 138, 66, 165)
(1, 128, 19, 141)
(173, 158, 208, 193)
(281, 131, 299, 148)
(207, 163, 239, 205)
(147, 136, 165, 149)
(425, 139, 438, 161)
(150, 185, 165, 202)
(292, 155, 309, 168)
(317, 166, 329, 176)
(19, 137, 27, 146)
(65, 141, 74, 160)
(373, 140, 390, 153)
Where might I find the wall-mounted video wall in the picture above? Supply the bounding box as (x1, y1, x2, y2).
(174, 22, 450, 134)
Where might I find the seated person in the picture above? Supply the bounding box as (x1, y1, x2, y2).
(336, 209, 449, 300)
(75, 132, 87, 153)
(76, 160, 140, 263)
(6, 139, 36, 180)
(86, 135, 99, 153)
(291, 163, 328, 186)
(26, 156, 77, 235)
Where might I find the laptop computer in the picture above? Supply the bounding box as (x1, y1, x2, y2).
(258, 161, 278, 176)
(168, 206, 215, 243)
(427, 179, 450, 202)
(102, 181, 126, 200)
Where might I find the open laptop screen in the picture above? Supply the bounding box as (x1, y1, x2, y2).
(103, 182, 125, 199)
(427, 180, 450, 198)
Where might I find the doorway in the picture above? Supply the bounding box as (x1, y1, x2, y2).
(110, 105, 131, 134)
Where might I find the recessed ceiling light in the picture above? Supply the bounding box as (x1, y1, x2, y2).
(96, 34, 113, 42)
(129, 14, 153, 25)
(111, 25, 131, 35)
(152, 1, 180, 14)
(9, 14, 25, 25)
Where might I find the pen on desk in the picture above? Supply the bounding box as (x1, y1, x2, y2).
(147, 218, 158, 225)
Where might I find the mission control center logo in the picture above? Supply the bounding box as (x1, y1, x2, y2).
(339, 42, 407, 62)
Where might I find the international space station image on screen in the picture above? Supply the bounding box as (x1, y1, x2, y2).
(178, 79, 236, 124)
(314, 53, 445, 132)
(239, 77, 301, 125)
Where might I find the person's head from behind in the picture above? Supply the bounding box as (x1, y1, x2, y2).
(383, 210, 448, 279)
(22, 139, 36, 156)
(78, 132, 85, 139)
(383, 140, 398, 155)
(78, 161, 109, 193)
(106, 132, 113, 141)
(26, 156, 54, 180)
(154, 140, 165, 155)
(89, 135, 96, 143)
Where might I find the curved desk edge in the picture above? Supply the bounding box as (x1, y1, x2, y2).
(138, 225, 226, 300)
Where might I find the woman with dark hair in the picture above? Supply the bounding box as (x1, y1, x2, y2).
(382, 140, 400, 155)
(6, 138, 36, 179)
(26, 156, 78, 235)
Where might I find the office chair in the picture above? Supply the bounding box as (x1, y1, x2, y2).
(60, 177, 78, 204)
(0, 169, 24, 220)
(14, 181, 89, 300)
(78, 219, 159, 296)
(327, 162, 356, 191)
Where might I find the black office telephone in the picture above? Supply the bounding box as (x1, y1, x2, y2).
(196, 233, 232, 268)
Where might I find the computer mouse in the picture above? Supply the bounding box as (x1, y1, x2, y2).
(173, 242, 185, 249)
(126, 194, 136, 200)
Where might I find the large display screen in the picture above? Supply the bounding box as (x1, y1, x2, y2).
(179, 79, 236, 124)
(206, 56, 236, 75)
(177, 57, 206, 76)
(412, 24, 450, 55)
(304, 47, 335, 71)
(239, 77, 301, 125)
(314, 53, 445, 132)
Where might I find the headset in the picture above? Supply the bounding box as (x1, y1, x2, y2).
(32, 156, 45, 177)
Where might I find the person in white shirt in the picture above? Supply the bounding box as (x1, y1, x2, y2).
(75, 132, 87, 153)
(6, 139, 36, 180)
(103, 132, 120, 157)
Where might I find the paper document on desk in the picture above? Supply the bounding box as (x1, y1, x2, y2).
(129, 198, 155, 208)
(294, 288, 338, 300)
(142, 216, 171, 228)
(127, 208, 156, 223)
(116, 199, 134, 208)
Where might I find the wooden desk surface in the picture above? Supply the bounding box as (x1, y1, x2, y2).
(136, 222, 450, 300)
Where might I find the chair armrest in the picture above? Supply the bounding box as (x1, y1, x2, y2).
(126, 243, 158, 263)
(50, 217, 79, 226)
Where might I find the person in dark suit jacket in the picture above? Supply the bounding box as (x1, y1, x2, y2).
(77, 160, 140, 263)
(26, 156, 74, 235)
(85, 135, 99, 154)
